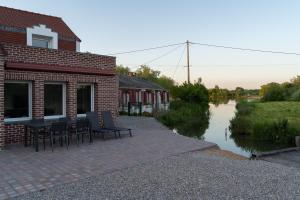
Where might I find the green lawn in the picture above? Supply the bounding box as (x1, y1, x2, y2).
(230, 101, 300, 145)
(249, 102, 300, 127)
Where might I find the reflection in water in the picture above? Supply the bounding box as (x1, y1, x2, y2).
(173, 105, 210, 139)
(173, 100, 291, 157)
(201, 101, 256, 157)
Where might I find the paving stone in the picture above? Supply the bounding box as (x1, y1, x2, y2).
(0, 117, 215, 199)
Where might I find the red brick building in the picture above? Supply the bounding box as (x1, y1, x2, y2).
(119, 75, 169, 114)
(0, 6, 118, 149)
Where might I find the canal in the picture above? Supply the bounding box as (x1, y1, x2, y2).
(202, 101, 251, 157)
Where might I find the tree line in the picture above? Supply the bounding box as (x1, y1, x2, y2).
(260, 76, 300, 101)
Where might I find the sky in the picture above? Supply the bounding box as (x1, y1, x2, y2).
(1, 0, 300, 89)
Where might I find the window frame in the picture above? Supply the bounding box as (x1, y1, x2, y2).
(32, 35, 52, 48)
(44, 82, 66, 120)
(76, 83, 94, 118)
(4, 81, 32, 122)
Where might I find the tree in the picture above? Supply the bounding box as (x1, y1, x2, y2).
(291, 75, 300, 87)
(155, 75, 175, 91)
(260, 83, 285, 101)
(135, 65, 160, 81)
(172, 82, 209, 104)
(235, 87, 245, 99)
(116, 65, 131, 75)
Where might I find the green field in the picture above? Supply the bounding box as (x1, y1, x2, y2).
(230, 101, 300, 145)
(249, 102, 300, 127)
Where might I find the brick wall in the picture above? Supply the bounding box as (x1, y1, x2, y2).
(0, 30, 77, 51)
(58, 40, 76, 51)
(0, 55, 4, 149)
(4, 70, 118, 145)
(0, 30, 26, 45)
(2, 43, 115, 69)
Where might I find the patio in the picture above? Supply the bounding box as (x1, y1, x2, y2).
(0, 116, 215, 199)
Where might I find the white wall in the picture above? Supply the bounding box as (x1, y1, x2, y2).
(26, 24, 58, 49)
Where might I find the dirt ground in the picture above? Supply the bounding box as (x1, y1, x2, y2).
(202, 146, 248, 160)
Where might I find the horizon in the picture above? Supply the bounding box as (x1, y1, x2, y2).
(1, 0, 300, 89)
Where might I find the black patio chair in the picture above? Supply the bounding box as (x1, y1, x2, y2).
(75, 118, 92, 145)
(30, 119, 50, 151)
(101, 111, 132, 138)
(86, 112, 117, 139)
(49, 121, 68, 152)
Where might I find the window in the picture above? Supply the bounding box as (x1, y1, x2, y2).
(77, 84, 94, 116)
(32, 35, 52, 48)
(4, 81, 32, 122)
(44, 83, 66, 119)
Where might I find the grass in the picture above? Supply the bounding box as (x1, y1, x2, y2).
(230, 101, 300, 145)
(248, 102, 300, 128)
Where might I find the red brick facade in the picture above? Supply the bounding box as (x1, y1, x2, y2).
(0, 55, 4, 148)
(0, 30, 27, 45)
(0, 7, 118, 149)
(0, 44, 118, 148)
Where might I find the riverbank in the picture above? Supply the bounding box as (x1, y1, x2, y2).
(202, 146, 247, 160)
(230, 101, 300, 146)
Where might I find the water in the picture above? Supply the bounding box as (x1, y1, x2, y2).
(202, 101, 252, 157)
(171, 100, 294, 157)
(202, 100, 293, 157)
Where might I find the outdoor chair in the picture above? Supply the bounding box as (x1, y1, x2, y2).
(75, 118, 92, 145)
(86, 112, 116, 139)
(49, 121, 68, 152)
(30, 118, 50, 151)
(101, 111, 132, 138)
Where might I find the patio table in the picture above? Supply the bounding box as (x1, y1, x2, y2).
(24, 118, 84, 152)
(24, 120, 52, 152)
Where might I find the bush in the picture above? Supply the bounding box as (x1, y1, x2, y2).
(290, 89, 300, 101)
(229, 115, 252, 136)
(252, 119, 297, 144)
(156, 100, 209, 138)
(261, 83, 285, 101)
(171, 82, 209, 104)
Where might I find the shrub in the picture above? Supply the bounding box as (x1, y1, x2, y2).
(171, 82, 209, 104)
(229, 115, 252, 136)
(261, 83, 285, 101)
(252, 119, 297, 144)
(290, 89, 300, 101)
(156, 100, 209, 138)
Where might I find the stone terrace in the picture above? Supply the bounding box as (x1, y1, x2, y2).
(0, 116, 215, 199)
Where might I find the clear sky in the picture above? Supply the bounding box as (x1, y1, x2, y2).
(1, 0, 300, 89)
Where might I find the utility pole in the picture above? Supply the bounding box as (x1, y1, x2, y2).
(186, 40, 190, 84)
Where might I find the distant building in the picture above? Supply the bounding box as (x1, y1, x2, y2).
(118, 74, 169, 114)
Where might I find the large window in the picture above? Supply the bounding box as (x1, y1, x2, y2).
(77, 84, 94, 116)
(44, 83, 66, 119)
(32, 35, 52, 48)
(4, 81, 32, 122)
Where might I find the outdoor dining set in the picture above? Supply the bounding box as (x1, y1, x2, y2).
(23, 111, 132, 152)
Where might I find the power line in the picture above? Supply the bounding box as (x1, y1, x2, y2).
(143, 44, 184, 65)
(172, 45, 186, 78)
(191, 42, 300, 56)
(107, 42, 185, 56)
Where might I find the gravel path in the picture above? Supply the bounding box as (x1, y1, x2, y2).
(15, 151, 300, 200)
(260, 150, 300, 169)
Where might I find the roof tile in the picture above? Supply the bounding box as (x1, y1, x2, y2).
(0, 6, 80, 41)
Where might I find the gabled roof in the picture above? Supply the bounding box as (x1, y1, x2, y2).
(119, 75, 166, 91)
(0, 6, 80, 41)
